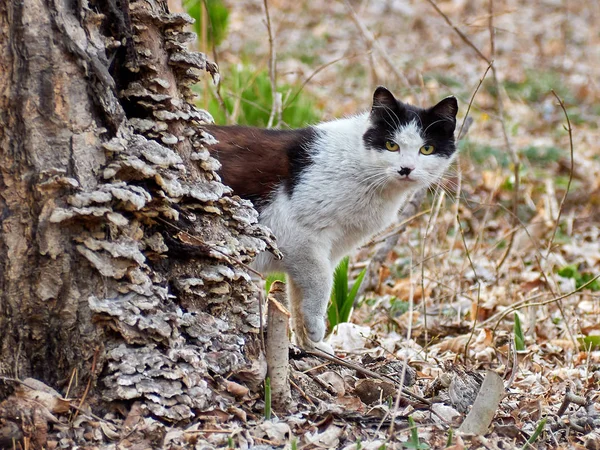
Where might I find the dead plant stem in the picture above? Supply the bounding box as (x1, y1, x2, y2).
(458, 61, 493, 139)
(307, 348, 431, 405)
(285, 52, 366, 109)
(491, 273, 600, 334)
(263, 0, 279, 128)
(424, 0, 491, 64)
(457, 214, 482, 358)
(545, 90, 574, 258)
(344, 0, 414, 93)
(489, 0, 520, 271)
(389, 255, 414, 438)
(427, 0, 521, 271)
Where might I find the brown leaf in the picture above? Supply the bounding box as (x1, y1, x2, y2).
(16, 379, 70, 414)
(225, 380, 250, 398)
(353, 379, 396, 405)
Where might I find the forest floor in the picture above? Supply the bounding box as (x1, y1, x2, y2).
(191, 0, 600, 449)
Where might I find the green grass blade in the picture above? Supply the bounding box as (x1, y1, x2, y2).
(513, 312, 526, 351)
(328, 256, 349, 328)
(445, 428, 453, 447)
(521, 417, 546, 449)
(340, 267, 366, 323)
(264, 377, 272, 420)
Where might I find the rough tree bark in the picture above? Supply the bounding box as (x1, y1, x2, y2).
(0, 0, 275, 446)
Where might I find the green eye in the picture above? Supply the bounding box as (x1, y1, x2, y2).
(385, 141, 399, 151)
(420, 145, 435, 155)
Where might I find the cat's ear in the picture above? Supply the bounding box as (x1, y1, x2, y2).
(431, 96, 458, 121)
(371, 86, 398, 111)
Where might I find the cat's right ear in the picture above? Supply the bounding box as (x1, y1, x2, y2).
(372, 86, 398, 111)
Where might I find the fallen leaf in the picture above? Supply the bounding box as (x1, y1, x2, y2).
(458, 371, 505, 435)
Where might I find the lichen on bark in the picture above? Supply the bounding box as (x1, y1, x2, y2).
(0, 0, 277, 428)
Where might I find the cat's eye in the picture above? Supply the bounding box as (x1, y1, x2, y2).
(420, 145, 435, 155)
(385, 141, 399, 152)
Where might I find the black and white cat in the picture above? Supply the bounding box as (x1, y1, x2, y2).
(203, 87, 458, 350)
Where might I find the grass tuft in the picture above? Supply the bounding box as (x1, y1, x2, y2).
(207, 65, 321, 128)
(327, 256, 366, 330)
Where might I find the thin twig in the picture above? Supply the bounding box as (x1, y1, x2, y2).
(424, 0, 491, 64)
(486, 201, 578, 348)
(363, 208, 432, 247)
(306, 348, 431, 405)
(545, 90, 574, 258)
(0, 376, 112, 424)
(457, 214, 482, 358)
(359, 189, 427, 294)
(285, 53, 366, 110)
(73, 347, 99, 421)
(504, 336, 519, 391)
(388, 255, 414, 438)
(491, 273, 600, 334)
(421, 194, 444, 356)
(458, 61, 494, 139)
(262, 0, 280, 128)
(556, 387, 587, 416)
(289, 376, 316, 406)
(426, 0, 520, 271)
(489, 0, 520, 271)
(343, 0, 414, 93)
(64, 368, 77, 400)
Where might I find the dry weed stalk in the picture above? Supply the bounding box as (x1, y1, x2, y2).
(388, 255, 415, 438)
(307, 348, 431, 405)
(425, 0, 521, 271)
(343, 0, 414, 93)
(488, 0, 521, 272)
(262, 0, 281, 128)
(545, 90, 575, 258)
(457, 215, 483, 357)
(490, 273, 600, 334)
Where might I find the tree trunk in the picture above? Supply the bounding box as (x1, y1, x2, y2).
(0, 0, 273, 444)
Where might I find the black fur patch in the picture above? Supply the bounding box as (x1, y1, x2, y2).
(203, 125, 318, 209)
(363, 87, 458, 158)
(285, 127, 318, 197)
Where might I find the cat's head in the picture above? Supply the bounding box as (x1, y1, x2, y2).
(363, 86, 458, 192)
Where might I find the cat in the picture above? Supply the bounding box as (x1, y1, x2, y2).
(202, 86, 458, 350)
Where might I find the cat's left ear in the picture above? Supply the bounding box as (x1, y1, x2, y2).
(431, 96, 458, 121)
(371, 86, 398, 111)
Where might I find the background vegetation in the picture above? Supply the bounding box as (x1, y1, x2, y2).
(184, 0, 600, 447)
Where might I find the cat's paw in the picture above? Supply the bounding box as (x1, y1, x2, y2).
(293, 333, 334, 355)
(313, 339, 335, 355)
(303, 315, 326, 343)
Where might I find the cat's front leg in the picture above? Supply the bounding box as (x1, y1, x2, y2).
(284, 247, 332, 349)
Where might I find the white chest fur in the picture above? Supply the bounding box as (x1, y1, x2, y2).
(254, 113, 420, 272)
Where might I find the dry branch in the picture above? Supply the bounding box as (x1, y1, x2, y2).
(307, 348, 430, 406)
(425, 0, 490, 64)
(343, 0, 413, 92)
(265, 281, 291, 410)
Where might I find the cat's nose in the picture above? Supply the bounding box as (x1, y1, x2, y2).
(398, 167, 413, 176)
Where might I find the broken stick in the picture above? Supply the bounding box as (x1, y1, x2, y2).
(265, 280, 291, 410)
